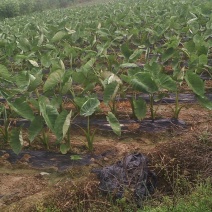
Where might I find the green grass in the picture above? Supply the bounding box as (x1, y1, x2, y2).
(142, 180, 212, 212)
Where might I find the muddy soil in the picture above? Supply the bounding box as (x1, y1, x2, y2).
(0, 101, 211, 211)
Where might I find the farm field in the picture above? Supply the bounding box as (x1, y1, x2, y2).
(0, 0, 212, 211)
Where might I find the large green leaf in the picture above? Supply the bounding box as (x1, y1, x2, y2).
(196, 95, 212, 110)
(10, 129, 23, 155)
(7, 97, 34, 121)
(39, 97, 58, 132)
(52, 30, 67, 42)
(0, 64, 11, 79)
(43, 69, 64, 92)
(133, 97, 147, 121)
(185, 71, 205, 96)
(28, 75, 43, 92)
(162, 48, 175, 62)
(15, 71, 30, 90)
(129, 49, 144, 62)
(103, 81, 118, 104)
(121, 43, 133, 60)
(54, 110, 71, 141)
(106, 112, 121, 136)
(157, 73, 177, 91)
(80, 98, 100, 117)
(131, 72, 158, 94)
(28, 116, 44, 142)
(63, 110, 72, 138)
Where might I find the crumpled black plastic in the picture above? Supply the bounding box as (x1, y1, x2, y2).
(95, 153, 157, 206)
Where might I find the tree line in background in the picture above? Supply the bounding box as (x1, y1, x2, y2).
(0, 0, 75, 19)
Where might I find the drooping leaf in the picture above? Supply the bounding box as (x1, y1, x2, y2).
(70, 155, 82, 160)
(198, 54, 208, 65)
(106, 112, 121, 136)
(157, 73, 177, 91)
(54, 110, 69, 140)
(103, 81, 118, 104)
(60, 143, 70, 154)
(43, 69, 64, 92)
(28, 60, 39, 67)
(52, 31, 67, 42)
(120, 63, 139, 68)
(39, 97, 58, 132)
(15, 71, 30, 90)
(28, 116, 44, 142)
(63, 110, 72, 138)
(162, 48, 175, 62)
(80, 98, 100, 117)
(131, 72, 158, 94)
(28, 75, 43, 92)
(0, 64, 11, 79)
(7, 97, 34, 121)
(10, 129, 23, 155)
(185, 71, 205, 96)
(196, 95, 212, 110)
(133, 97, 147, 121)
(129, 49, 144, 62)
(121, 43, 133, 60)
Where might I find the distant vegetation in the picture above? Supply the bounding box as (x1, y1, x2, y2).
(0, 0, 75, 19)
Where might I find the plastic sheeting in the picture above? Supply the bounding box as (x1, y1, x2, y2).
(95, 153, 157, 206)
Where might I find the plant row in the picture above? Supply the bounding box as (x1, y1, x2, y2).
(0, 0, 211, 154)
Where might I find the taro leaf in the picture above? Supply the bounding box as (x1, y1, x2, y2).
(133, 97, 147, 121)
(60, 143, 70, 154)
(15, 71, 30, 90)
(120, 63, 139, 68)
(39, 97, 58, 132)
(10, 129, 23, 155)
(80, 98, 100, 117)
(28, 60, 39, 67)
(185, 71, 205, 96)
(43, 69, 64, 92)
(41, 54, 52, 68)
(54, 110, 72, 141)
(28, 75, 43, 92)
(131, 72, 158, 94)
(63, 110, 72, 138)
(101, 71, 122, 85)
(106, 112, 121, 136)
(54, 110, 69, 141)
(81, 58, 96, 76)
(52, 31, 67, 42)
(199, 54, 208, 65)
(70, 155, 82, 160)
(7, 97, 34, 121)
(50, 96, 63, 109)
(157, 73, 177, 91)
(129, 49, 144, 62)
(0, 64, 11, 79)
(74, 97, 88, 108)
(61, 72, 72, 95)
(196, 95, 212, 110)
(28, 116, 44, 142)
(120, 74, 131, 84)
(103, 81, 118, 104)
(121, 43, 133, 60)
(17, 38, 30, 52)
(162, 48, 175, 62)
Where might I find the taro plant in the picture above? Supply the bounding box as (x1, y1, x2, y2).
(0, 105, 10, 143)
(78, 97, 100, 152)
